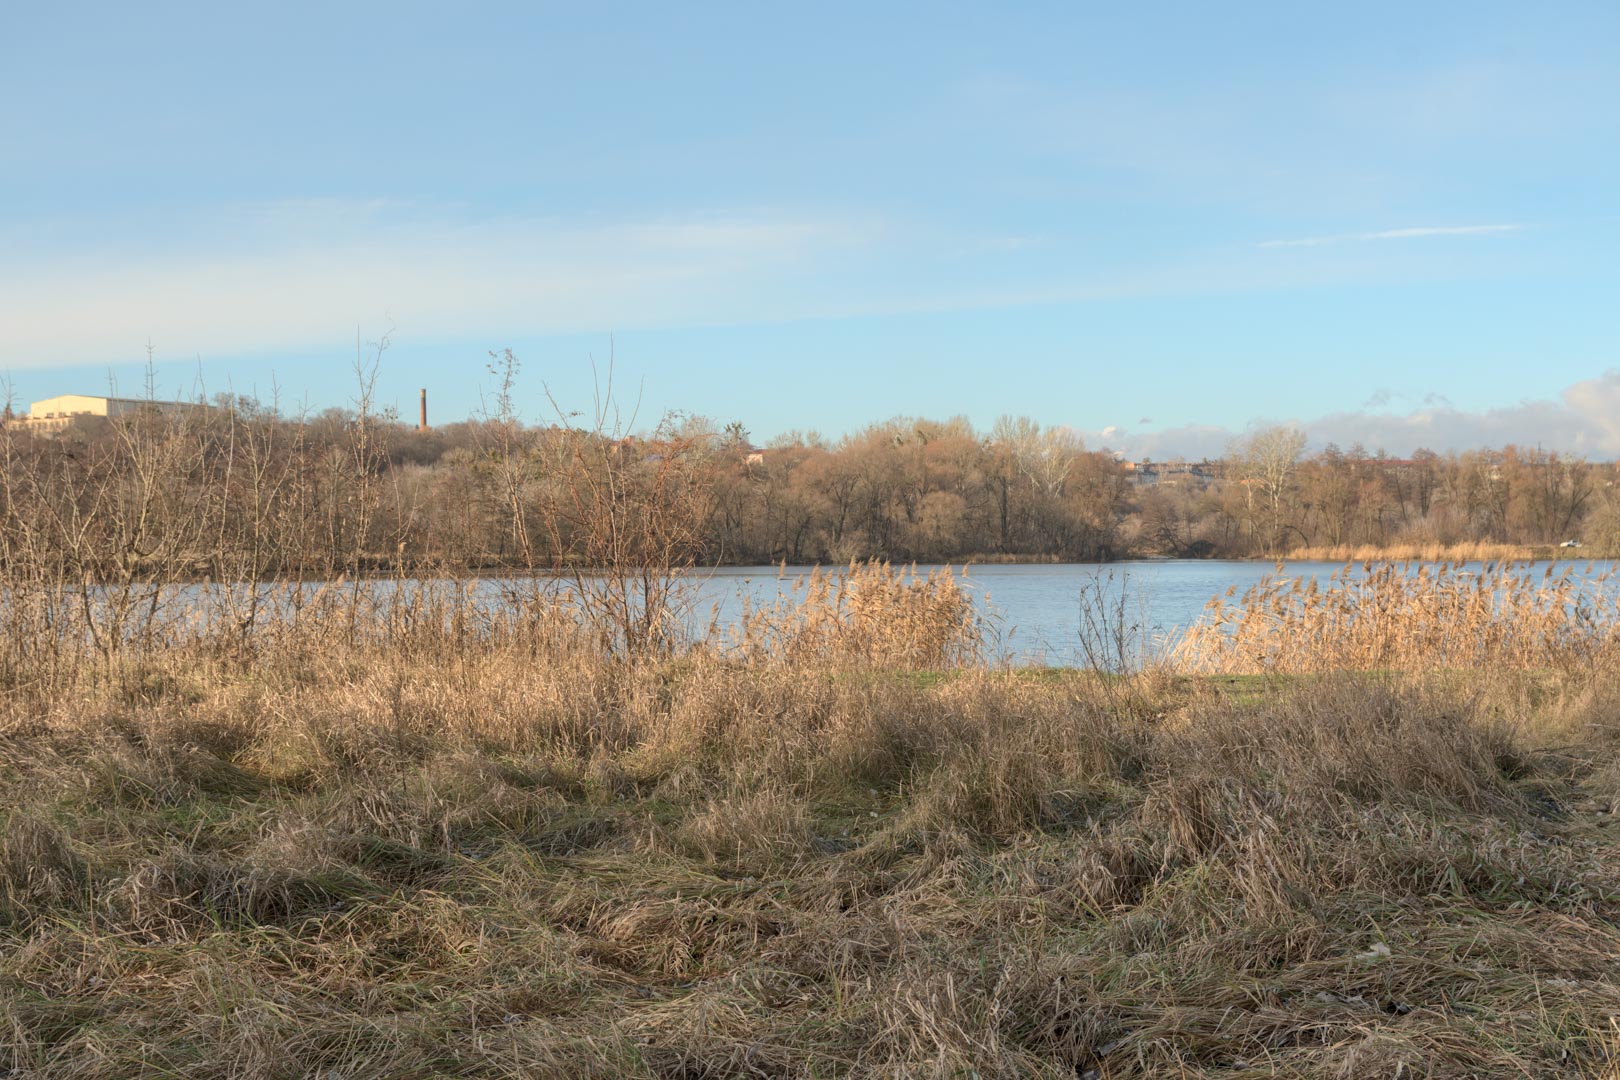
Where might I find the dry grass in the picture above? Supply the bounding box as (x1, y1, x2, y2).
(724, 562, 981, 669)
(5, 561, 1620, 1076)
(1174, 560, 1620, 675)
(1285, 541, 1554, 563)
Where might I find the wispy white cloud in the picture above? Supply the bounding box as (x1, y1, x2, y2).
(1260, 223, 1525, 249)
(1367, 225, 1525, 241)
(0, 201, 888, 368)
(1, 198, 1536, 371)
(1088, 371, 1620, 460)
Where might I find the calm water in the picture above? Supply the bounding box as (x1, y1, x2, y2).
(680, 560, 1620, 666)
(118, 559, 1620, 667)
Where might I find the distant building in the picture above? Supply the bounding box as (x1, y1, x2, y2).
(1124, 459, 1220, 486)
(23, 394, 204, 434)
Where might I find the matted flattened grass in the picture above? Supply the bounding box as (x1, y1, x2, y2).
(6, 650, 1620, 1078)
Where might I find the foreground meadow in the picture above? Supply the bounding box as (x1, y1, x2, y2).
(6, 564, 1620, 1077)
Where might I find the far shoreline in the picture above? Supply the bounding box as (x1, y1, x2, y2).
(79, 547, 1615, 589)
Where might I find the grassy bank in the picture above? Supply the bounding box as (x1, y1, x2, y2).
(7, 564, 1620, 1076)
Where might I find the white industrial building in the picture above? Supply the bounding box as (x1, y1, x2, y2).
(23, 394, 202, 433)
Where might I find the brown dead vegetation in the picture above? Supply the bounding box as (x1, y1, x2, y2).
(5, 586, 1620, 1076)
(6, 387, 1620, 1076)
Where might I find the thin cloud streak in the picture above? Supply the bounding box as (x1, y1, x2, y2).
(1260, 223, 1525, 249)
(0, 203, 888, 368)
(0, 200, 1532, 370)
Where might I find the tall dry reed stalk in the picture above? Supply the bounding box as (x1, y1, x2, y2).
(0, 560, 984, 709)
(1174, 559, 1620, 674)
(722, 562, 981, 669)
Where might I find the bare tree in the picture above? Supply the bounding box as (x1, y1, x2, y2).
(533, 354, 715, 656)
(991, 415, 1084, 498)
(1232, 425, 1306, 554)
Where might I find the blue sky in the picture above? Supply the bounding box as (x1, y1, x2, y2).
(2, 1, 1617, 455)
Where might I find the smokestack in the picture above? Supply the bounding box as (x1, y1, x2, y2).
(418, 388, 428, 432)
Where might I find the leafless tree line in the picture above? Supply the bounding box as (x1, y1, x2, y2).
(1, 351, 1613, 680)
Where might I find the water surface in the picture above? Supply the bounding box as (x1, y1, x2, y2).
(683, 560, 1620, 666)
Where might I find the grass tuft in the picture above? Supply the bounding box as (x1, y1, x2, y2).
(5, 565, 1620, 1075)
